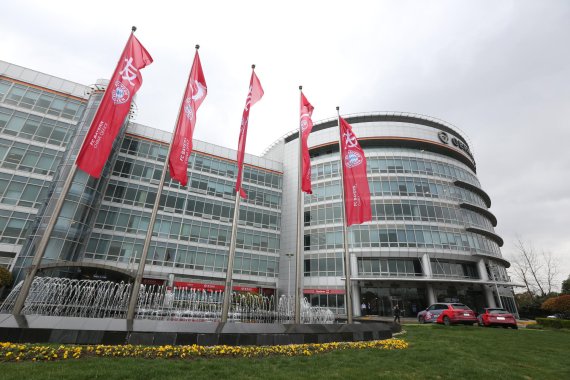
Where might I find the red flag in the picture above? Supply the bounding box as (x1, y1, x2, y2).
(339, 117, 372, 226)
(169, 50, 207, 186)
(235, 69, 264, 198)
(300, 92, 314, 194)
(76, 32, 153, 177)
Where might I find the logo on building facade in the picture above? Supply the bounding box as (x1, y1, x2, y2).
(438, 131, 449, 144)
(437, 130, 475, 162)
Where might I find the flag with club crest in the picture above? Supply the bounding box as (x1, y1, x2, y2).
(76, 32, 153, 177)
(235, 68, 264, 198)
(169, 50, 207, 186)
(338, 116, 372, 225)
(300, 92, 314, 194)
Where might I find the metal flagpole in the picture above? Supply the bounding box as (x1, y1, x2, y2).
(294, 86, 304, 324)
(336, 107, 353, 324)
(11, 26, 140, 315)
(221, 188, 241, 323)
(12, 163, 79, 315)
(126, 45, 201, 321)
(221, 64, 261, 323)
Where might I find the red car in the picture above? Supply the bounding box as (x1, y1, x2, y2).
(417, 303, 478, 325)
(477, 308, 518, 329)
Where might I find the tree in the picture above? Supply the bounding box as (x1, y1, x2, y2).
(541, 294, 570, 316)
(562, 275, 570, 295)
(0, 267, 12, 288)
(509, 238, 560, 297)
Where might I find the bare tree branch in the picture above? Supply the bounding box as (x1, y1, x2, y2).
(542, 250, 559, 295)
(510, 237, 561, 297)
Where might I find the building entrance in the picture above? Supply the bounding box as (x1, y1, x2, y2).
(360, 284, 427, 318)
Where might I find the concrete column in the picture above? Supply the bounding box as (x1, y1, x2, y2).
(477, 259, 489, 281)
(477, 258, 497, 308)
(426, 283, 436, 305)
(350, 254, 361, 317)
(422, 254, 436, 306)
(421, 253, 432, 277)
(483, 286, 497, 308)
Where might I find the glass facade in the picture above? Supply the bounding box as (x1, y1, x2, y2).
(81, 132, 282, 284)
(1, 61, 283, 296)
(1, 61, 516, 318)
(272, 114, 516, 317)
(0, 75, 87, 269)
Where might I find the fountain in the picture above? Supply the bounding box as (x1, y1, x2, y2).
(0, 277, 335, 324)
(0, 277, 392, 345)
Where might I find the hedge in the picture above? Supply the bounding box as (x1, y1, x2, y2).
(536, 318, 570, 329)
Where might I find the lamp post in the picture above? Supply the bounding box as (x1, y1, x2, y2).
(285, 253, 294, 296)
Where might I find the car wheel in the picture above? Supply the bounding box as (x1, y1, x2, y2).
(419, 316, 425, 324)
(512, 325, 518, 330)
(443, 316, 451, 326)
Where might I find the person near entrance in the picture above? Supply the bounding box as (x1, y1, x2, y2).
(361, 302, 367, 316)
(393, 304, 401, 324)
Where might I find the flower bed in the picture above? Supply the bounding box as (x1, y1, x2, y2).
(0, 339, 408, 362)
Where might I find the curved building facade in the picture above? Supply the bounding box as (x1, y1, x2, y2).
(264, 112, 516, 317)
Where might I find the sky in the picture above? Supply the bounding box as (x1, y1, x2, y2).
(2, 0, 569, 286)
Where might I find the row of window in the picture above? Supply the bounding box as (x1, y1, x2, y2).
(106, 173, 281, 210)
(309, 176, 487, 208)
(431, 261, 479, 279)
(306, 294, 345, 314)
(84, 233, 279, 278)
(357, 258, 422, 277)
(187, 173, 281, 209)
(312, 154, 479, 187)
(119, 137, 282, 190)
(305, 200, 494, 230)
(0, 108, 75, 148)
(95, 209, 280, 253)
(0, 138, 64, 176)
(0, 209, 34, 245)
(303, 255, 343, 277)
(0, 80, 86, 122)
(305, 224, 501, 255)
(0, 173, 50, 209)
(120, 135, 168, 162)
(194, 154, 282, 189)
(486, 264, 510, 282)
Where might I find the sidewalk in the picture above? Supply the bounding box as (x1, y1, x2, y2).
(355, 315, 418, 324)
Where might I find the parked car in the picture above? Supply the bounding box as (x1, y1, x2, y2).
(417, 303, 478, 325)
(546, 313, 565, 319)
(477, 308, 518, 329)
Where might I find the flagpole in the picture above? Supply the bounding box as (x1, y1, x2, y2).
(221, 64, 257, 323)
(294, 86, 304, 324)
(126, 45, 201, 321)
(336, 106, 353, 324)
(221, 187, 240, 323)
(12, 27, 138, 316)
(12, 163, 79, 315)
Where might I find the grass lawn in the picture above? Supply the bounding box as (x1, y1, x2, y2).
(2, 325, 569, 380)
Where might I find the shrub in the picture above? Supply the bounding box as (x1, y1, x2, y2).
(541, 295, 570, 316)
(0, 267, 13, 288)
(536, 318, 570, 329)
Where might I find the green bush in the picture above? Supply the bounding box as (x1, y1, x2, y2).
(0, 267, 13, 287)
(541, 294, 570, 315)
(536, 318, 570, 329)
